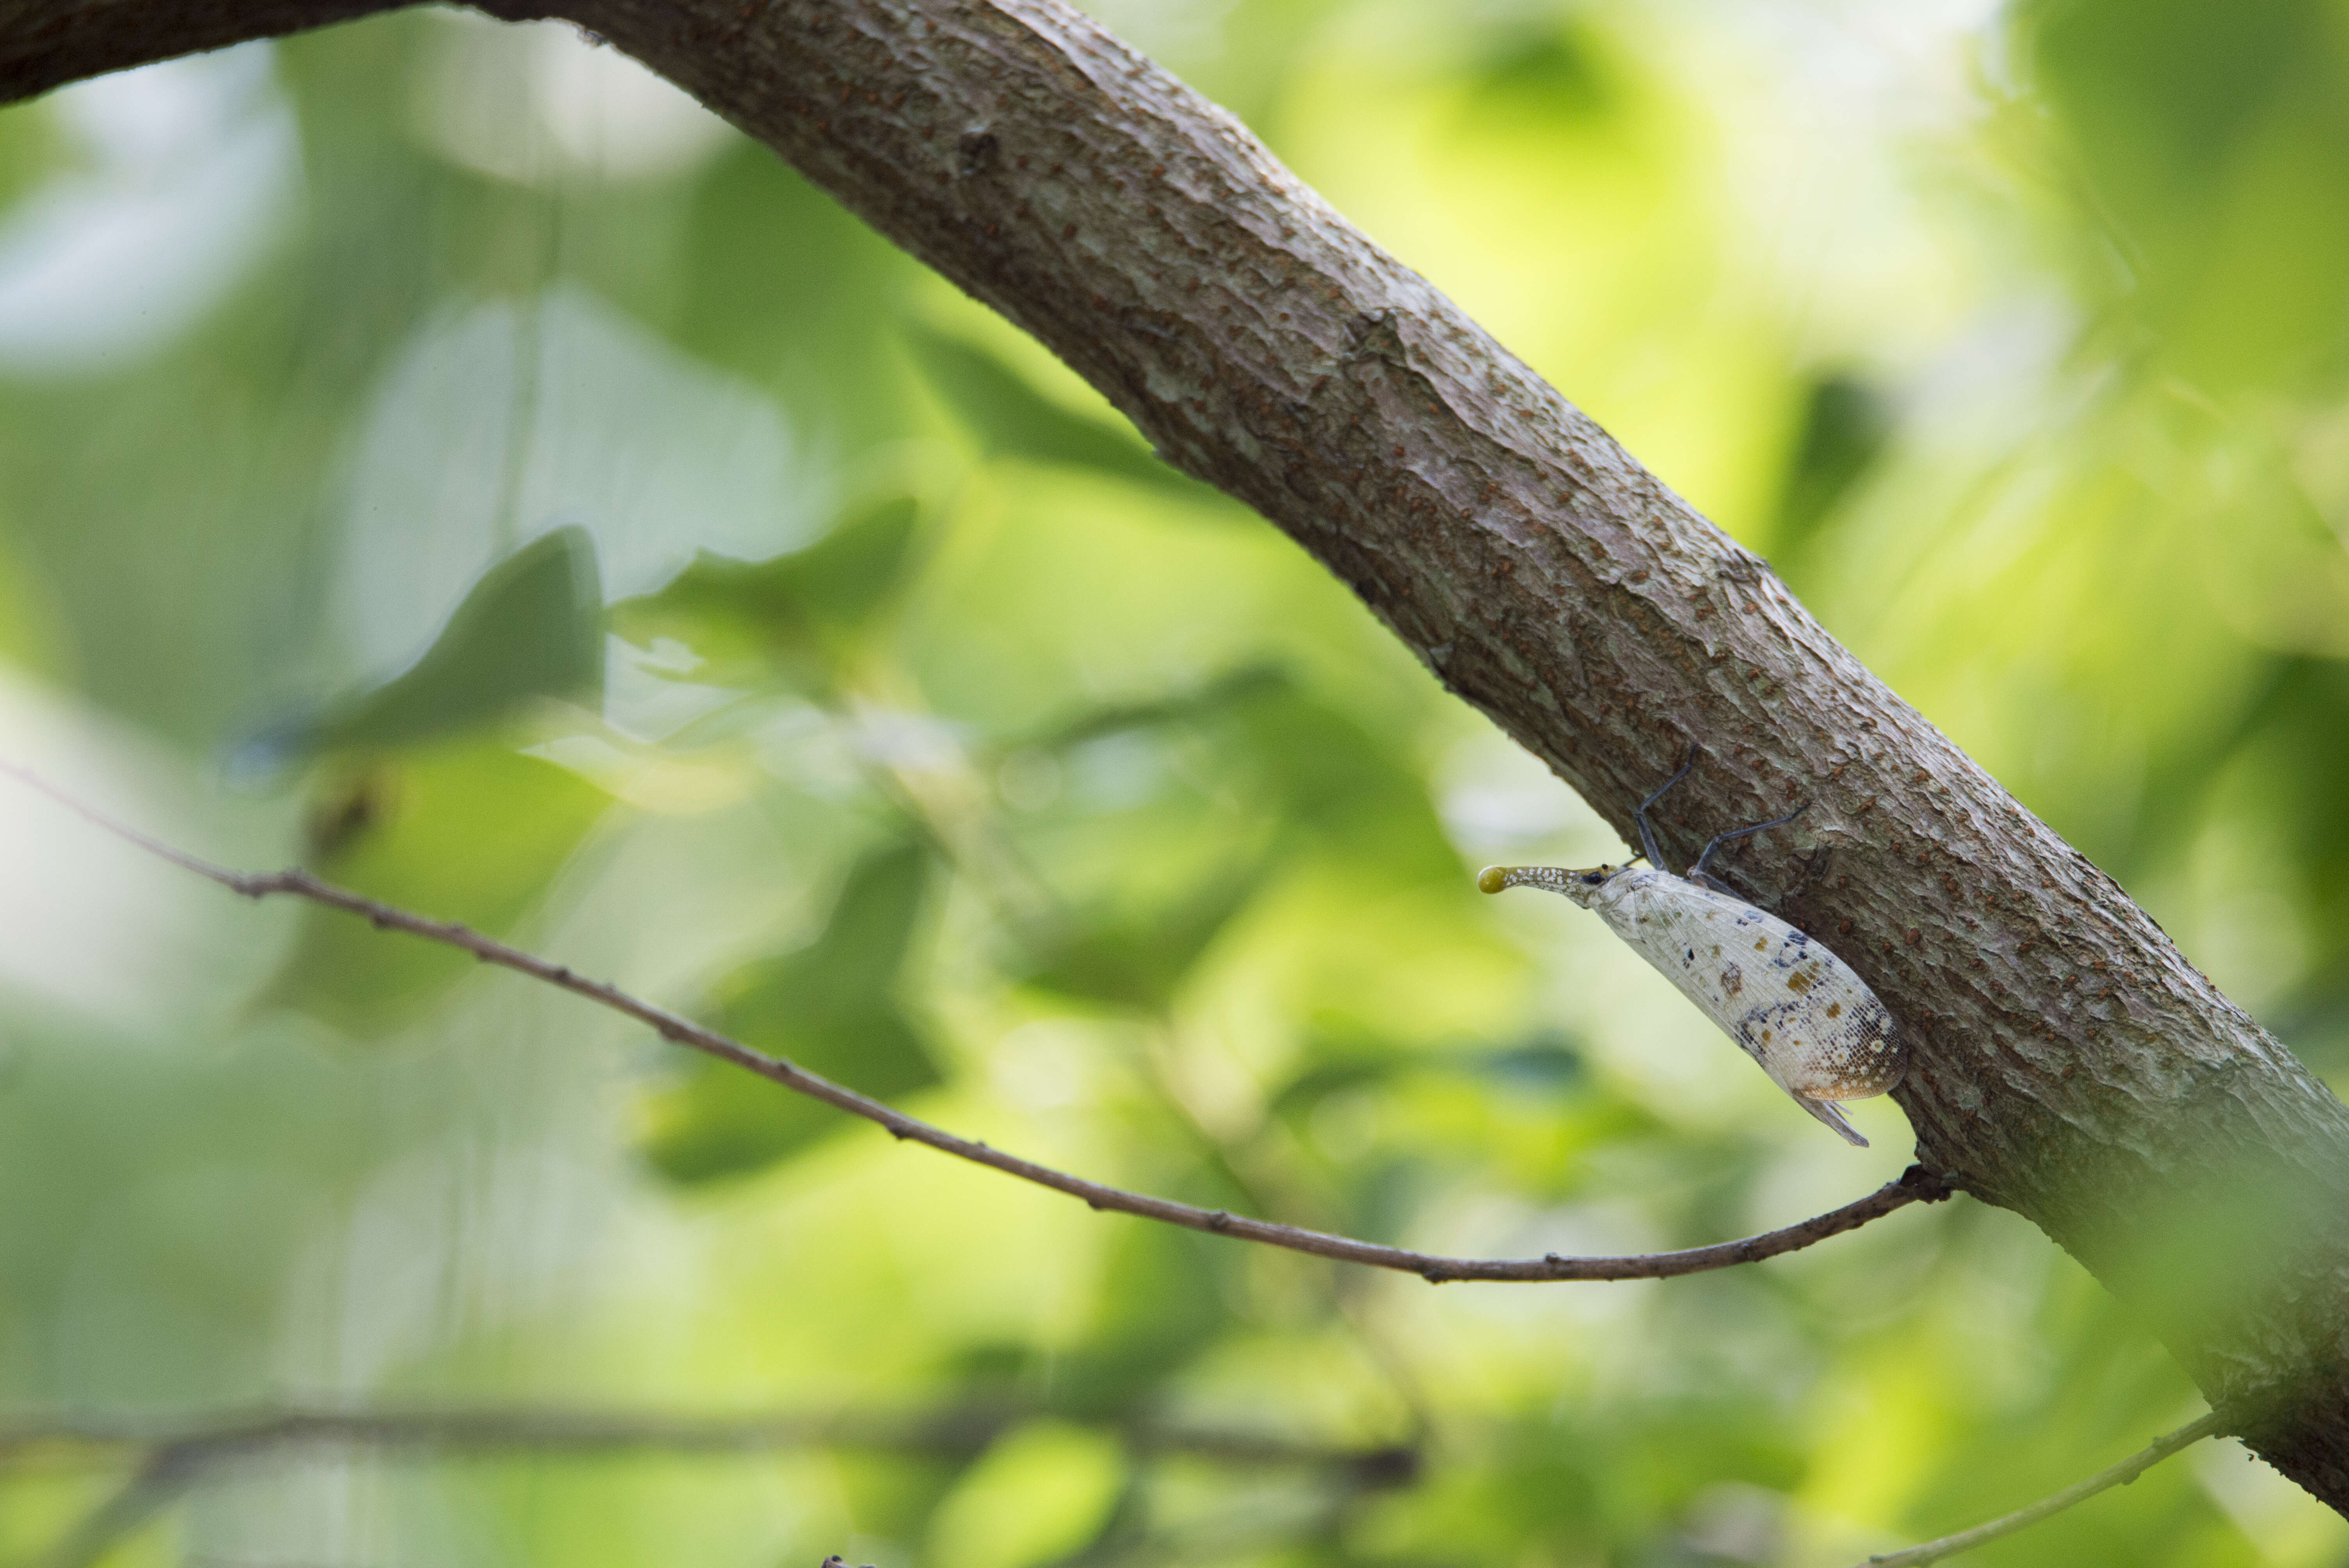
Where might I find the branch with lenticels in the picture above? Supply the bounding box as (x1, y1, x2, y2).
(2, 760, 1950, 1285)
(10, 0, 2348, 1507)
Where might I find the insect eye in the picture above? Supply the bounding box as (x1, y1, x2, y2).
(1581, 872, 1605, 886)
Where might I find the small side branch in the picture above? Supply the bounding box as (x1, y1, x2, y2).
(1857, 1410, 2227, 1568)
(3, 761, 1950, 1286)
(33, 1446, 202, 1568)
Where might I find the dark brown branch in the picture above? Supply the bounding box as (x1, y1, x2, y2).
(1857, 1411, 2227, 1568)
(7, 0, 2348, 1508)
(0, 0, 406, 105)
(1, 760, 1939, 1285)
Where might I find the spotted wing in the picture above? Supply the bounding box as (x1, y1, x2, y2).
(1595, 870, 1905, 1142)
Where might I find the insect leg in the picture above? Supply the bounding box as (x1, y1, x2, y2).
(1634, 744, 1698, 870)
(1692, 801, 1809, 880)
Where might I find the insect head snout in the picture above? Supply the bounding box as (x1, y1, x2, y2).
(1477, 864, 1620, 906)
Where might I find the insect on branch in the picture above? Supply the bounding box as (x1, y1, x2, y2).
(1, 760, 1955, 1285)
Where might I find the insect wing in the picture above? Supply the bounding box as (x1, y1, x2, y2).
(1594, 871, 1898, 1113)
(1595, 872, 1795, 1053)
(1791, 1094, 1868, 1147)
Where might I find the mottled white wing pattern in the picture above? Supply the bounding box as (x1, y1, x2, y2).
(1591, 869, 1902, 1146)
(1478, 748, 1908, 1147)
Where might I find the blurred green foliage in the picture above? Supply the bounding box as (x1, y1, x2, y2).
(644, 839, 942, 1182)
(612, 498, 922, 694)
(902, 326, 1211, 502)
(2, 2, 2347, 1566)
(260, 741, 612, 1032)
(255, 522, 606, 763)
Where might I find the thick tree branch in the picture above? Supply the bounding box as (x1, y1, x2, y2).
(0, 761, 1939, 1285)
(5, 0, 2347, 1511)
(0, 0, 400, 104)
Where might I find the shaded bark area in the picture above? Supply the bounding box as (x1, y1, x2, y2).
(0, 0, 399, 101)
(7, 0, 2349, 1509)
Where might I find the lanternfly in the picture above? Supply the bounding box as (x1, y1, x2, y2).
(1479, 750, 1907, 1146)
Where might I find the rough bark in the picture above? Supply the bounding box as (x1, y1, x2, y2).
(8, 0, 2349, 1511)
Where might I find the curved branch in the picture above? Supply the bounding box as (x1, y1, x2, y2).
(1857, 1411, 2227, 1568)
(1, 761, 1943, 1286)
(5, 0, 2347, 1507)
(0, 0, 407, 105)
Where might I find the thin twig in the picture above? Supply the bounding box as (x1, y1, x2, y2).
(0, 760, 1952, 1285)
(1857, 1410, 2227, 1567)
(33, 1445, 203, 1568)
(7, 1403, 1416, 1568)
(0, 1403, 1408, 1478)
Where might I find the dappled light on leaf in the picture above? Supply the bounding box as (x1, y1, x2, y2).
(904, 324, 1212, 501)
(254, 741, 611, 1033)
(245, 524, 604, 768)
(1016, 859, 1269, 1013)
(640, 838, 940, 1183)
(610, 499, 921, 695)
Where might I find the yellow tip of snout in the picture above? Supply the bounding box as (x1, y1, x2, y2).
(1477, 866, 1509, 894)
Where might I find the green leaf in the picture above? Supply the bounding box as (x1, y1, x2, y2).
(255, 741, 614, 1035)
(610, 498, 921, 691)
(1014, 662, 1291, 752)
(253, 526, 604, 763)
(1473, 1037, 1586, 1095)
(1021, 669, 1459, 887)
(1221, 682, 1464, 884)
(923, 1421, 1125, 1568)
(672, 142, 924, 454)
(1769, 372, 1893, 571)
(1055, 1225, 1235, 1413)
(952, 1227, 1233, 1418)
(1017, 859, 1267, 1012)
(903, 326, 1207, 499)
(640, 839, 941, 1183)
(1464, 23, 1619, 124)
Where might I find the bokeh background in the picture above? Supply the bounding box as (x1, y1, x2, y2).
(2, 0, 2348, 1563)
